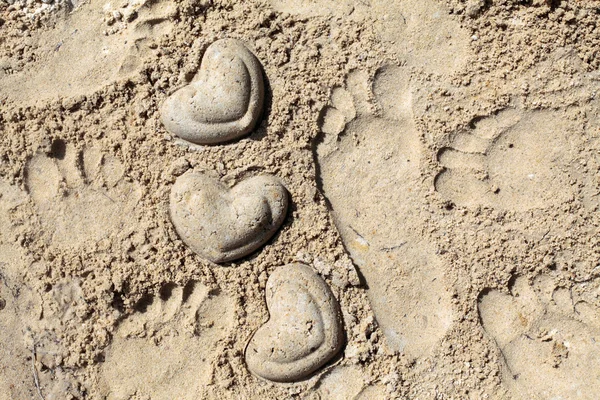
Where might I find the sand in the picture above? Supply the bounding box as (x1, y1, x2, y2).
(1, 0, 600, 398)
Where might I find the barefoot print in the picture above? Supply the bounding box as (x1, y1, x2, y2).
(0, 179, 40, 399)
(25, 141, 142, 248)
(315, 66, 453, 360)
(0, 0, 175, 106)
(0, 181, 85, 399)
(268, 0, 470, 76)
(479, 275, 600, 399)
(435, 108, 577, 211)
(100, 281, 234, 399)
(116, 0, 177, 77)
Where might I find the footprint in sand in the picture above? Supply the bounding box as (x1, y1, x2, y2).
(0, 179, 40, 399)
(268, 0, 470, 76)
(479, 275, 600, 399)
(25, 141, 142, 248)
(245, 263, 344, 382)
(0, 261, 85, 399)
(0, 179, 82, 399)
(370, 0, 470, 76)
(315, 66, 453, 359)
(101, 281, 234, 399)
(160, 39, 265, 145)
(33, 279, 90, 399)
(435, 107, 576, 211)
(0, 0, 175, 106)
(169, 171, 288, 263)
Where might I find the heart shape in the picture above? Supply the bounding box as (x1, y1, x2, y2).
(169, 171, 288, 263)
(245, 263, 344, 382)
(160, 38, 265, 145)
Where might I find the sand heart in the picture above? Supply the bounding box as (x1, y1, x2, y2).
(245, 263, 344, 382)
(160, 38, 265, 145)
(169, 171, 288, 263)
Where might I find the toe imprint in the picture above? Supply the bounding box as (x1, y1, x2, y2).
(478, 275, 600, 399)
(160, 38, 265, 145)
(434, 107, 576, 210)
(102, 281, 234, 399)
(169, 171, 288, 263)
(245, 263, 344, 382)
(24, 143, 142, 247)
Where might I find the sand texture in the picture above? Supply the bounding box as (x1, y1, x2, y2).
(1, 0, 600, 398)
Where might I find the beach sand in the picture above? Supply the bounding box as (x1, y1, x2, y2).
(1, 0, 600, 398)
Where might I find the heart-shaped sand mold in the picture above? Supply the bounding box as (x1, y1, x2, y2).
(245, 263, 344, 382)
(160, 38, 265, 145)
(169, 171, 288, 263)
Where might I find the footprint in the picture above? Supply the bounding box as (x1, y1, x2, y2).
(115, 0, 177, 77)
(0, 0, 175, 106)
(245, 263, 344, 382)
(160, 39, 265, 145)
(315, 67, 453, 359)
(435, 108, 576, 210)
(0, 267, 84, 399)
(478, 275, 600, 399)
(25, 141, 142, 248)
(0, 180, 41, 399)
(169, 171, 288, 263)
(101, 281, 234, 399)
(0, 179, 80, 399)
(268, 0, 469, 76)
(371, 0, 470, 76)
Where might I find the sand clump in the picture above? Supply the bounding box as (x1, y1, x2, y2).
(1, 0, 600, 398)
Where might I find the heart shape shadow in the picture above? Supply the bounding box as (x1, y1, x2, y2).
(160, 38, 265, 145)
(245, 263, 344, 382)
(169, 171, 288, 263)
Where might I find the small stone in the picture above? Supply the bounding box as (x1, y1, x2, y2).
(167, 157, 190, 178)
(466, 0, 484, 17)
(122, 8, 137, 22)
(564, 11, 575, 22)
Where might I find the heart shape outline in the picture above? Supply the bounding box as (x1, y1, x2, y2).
(160, 38, 265, 145)
(245, 263, 344, 382)
(169, 171, 288, 263)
